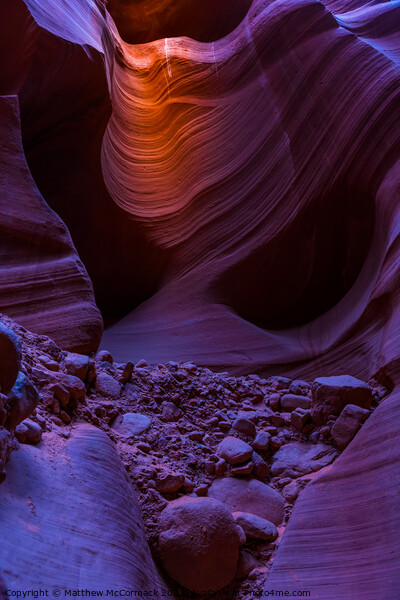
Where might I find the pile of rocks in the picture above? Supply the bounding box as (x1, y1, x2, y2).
(0, 313, 391, 598)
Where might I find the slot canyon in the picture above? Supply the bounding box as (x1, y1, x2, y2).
(0, 0, 400, 598)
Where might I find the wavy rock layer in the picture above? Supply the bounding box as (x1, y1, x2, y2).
(0, 94, 102, 353)
(97, 0, 400, 380)
(4, 1, 400, 598)
(0, 424, 164, 592)
(267, 388, 400, 599)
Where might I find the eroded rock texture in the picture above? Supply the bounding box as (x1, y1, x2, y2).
(1, 0, 400, 598)
(0, 424, 164, 592)
(8, 0, 400, 380)
(97, 0, 400, 380)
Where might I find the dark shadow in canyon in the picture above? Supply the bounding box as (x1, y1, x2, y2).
(107, 0, 253, 44)
(218, 183, 376, 330)
(18, 29, 170, 327)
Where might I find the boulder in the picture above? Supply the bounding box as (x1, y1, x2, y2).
(312, 375, 372, 425)
(0, 322, 21, 395)
(331, 404, 370, 450)
(158, 496, 239, 592)
(236, 550, 259, 580)
(112, 413, 151, 437)
(232, 460, 254, 476)
(232, 511, 278, 541)
(5, 372, 39, 429)
(289, 380, 311, 396)
(96, 350, 113, 364)
(268, 376, 291, 391)
(291, 408, 312, 432)
(270, 442, 338, 478)
(216, 436, 253, 465)
(252, 431, 271, 451)
(56, 373, 86, 401)
(14, 419, 42, 444)
(0, 428, 14, 480)
(251, 451, 270, 480)
(282, 480, 301, 503)
(208, 478, 285, 525)
(64, 352, 89, 381)
(161, 401, 182, 422)
(94, 372, 121, 397)
(281, 394, 311, 412)
(231, 417, 256, 437)
(156, 471, 184, 493)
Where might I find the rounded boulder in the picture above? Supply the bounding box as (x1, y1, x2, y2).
(158, 496, 240, 592)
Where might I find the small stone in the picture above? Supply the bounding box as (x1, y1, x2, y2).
(94, 372, 121, 397)
(236, 550, 258, 580)
(281, 394, 311, 412)
(205, 460, 216, 475)
(195, 484, 209, 497)
(64, 352, 89, 381)
(161, 401, 183, 422)
(51, 399, 60, 414)
(270, 436, 283, 450)
(96, 350, 113, 364)
(35, 413, 46, 426)
(39, 356, 59, 372)
(112, 413, 151, 437)
(268, 376, 291, 391)
(231, 460, 254, 476)
(49, 415, 63, 426)
(56, 373, 86, 401)
(270, 414, 285, 428)
(49, 383, 70, 408)
(87, 360, 97, 384)
(156, 471, 184, 493)
(291, 408, 312, 431)
(268, 394, 280, 411)
(188, 431, 203, 441)
(282, 480, 301, 503)
(216, 436, 253, 465)
(331, 404, 370, 450)
(5, 372, 39, 428)
(320, 426, 330, 437)
(215, 458, 228, 477)
(218, 420, 231, 431)
(289, 380, 311, 396)
(236, 525, 247, 546)
(232, 417, 256, 437)
(93, 404, 106, 418)
(14, 422, 29, 443)
(251, 451, 269, 480)
(60, 411, 71, 424)
(233, 512, 278, 541)
(135, 359, 148, 368)
(309, 431, 320, 444)
(136, 442, 151, 453)
(182, 477, 194, 493)
(252, 432, 271, 451)
(119, 361, 134, 383)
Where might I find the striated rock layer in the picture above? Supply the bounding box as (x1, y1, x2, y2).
(267, 388, 400, 599)
(0, 94, 102, 353)
(0, 424, 165, 592)
(97, 0, 400, 381)
(12, 0, 400, 380)
(2, 0, 400, 599)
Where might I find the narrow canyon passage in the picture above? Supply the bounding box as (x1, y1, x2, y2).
(0, 0, 400, 598)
